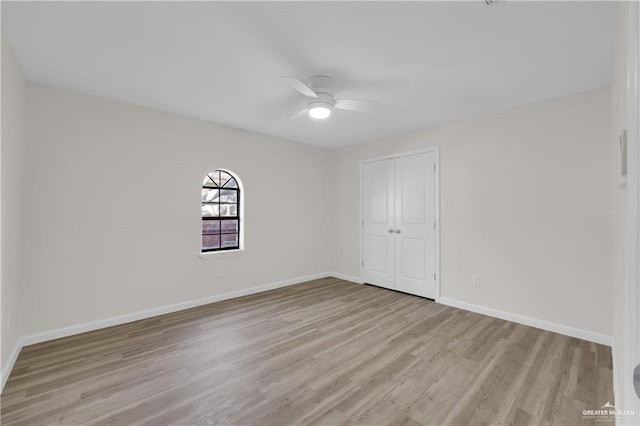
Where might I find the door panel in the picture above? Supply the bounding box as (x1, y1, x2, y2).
(401, 237, 426, 280)
(400, 165, 427, 224)
(367, 172, 390, 223)
(365, 235, 392, 274)
(362, 160, 395, 289)
(394, 153, 436, 298)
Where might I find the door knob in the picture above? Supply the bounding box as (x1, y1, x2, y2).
(388, 229, 394, 233)
(395, 229, 401, 233)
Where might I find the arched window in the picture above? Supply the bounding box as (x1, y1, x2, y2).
(201, 170, 241, 252)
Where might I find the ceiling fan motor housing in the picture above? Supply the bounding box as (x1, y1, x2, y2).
(309, 92, 334, 109)
(306, 75, 334, 93)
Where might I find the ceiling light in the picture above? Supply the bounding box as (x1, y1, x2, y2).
(309, 104, 331, 120)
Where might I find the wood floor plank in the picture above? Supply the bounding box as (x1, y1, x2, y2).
(1, 278, 613, 425)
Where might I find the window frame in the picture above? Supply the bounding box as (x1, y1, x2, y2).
(201, 170, 242, 253)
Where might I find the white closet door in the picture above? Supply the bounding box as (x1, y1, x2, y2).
(394, 152, 436, 299)
(362, 159, 395, 289)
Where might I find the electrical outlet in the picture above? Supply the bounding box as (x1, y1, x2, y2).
(472, 275, 481, 286)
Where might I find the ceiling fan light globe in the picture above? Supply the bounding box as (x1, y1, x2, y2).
(309, 105, 331, 119)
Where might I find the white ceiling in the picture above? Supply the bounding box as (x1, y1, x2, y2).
(2, 1, 614, 148)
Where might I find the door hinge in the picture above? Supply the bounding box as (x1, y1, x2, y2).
(434, 221, 436, 230)
(433, 272, 436, 281)
(362, 260, 364, 267)
(433, 163, 436, 172)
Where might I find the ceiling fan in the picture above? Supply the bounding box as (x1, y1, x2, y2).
(282, 75, 380, 120)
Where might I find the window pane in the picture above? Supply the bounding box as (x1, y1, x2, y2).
(219, 171, 232, 187)
(221, 233, 238, 248)
(219, 204, 237, 217)
(221, 220, 238, 234)
(203, 175, 218, 187)
(202, 234, 220, 250)
(209, 171, 225, 187)
(222, 178, 238, 189)
(202, 220, 220, 235)
(219, 189, 237, 203)
(201, 188, 219, 202)
(202, 204, 220, 217)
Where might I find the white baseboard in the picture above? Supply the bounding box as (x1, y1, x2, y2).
(328, 272, 363, 284)
(1, 339, 23, 392)
(1, 272, 330, 392)
(439, 297, 613, 347)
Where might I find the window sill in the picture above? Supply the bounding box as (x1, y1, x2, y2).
(199, 248, 245, 260)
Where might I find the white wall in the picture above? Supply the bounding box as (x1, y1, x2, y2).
(1, 34, 26, 376)
(331, 88, 613, 338)
(21, 83, 330, 336)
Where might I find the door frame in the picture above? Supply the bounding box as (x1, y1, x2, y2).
(621, 1, 640, 421)
(359, 146, 441, 301)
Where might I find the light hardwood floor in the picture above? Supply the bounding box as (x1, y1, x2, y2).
(1, 278, 613, 425)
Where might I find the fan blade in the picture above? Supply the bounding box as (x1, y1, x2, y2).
(290, 108, 308, 120)
(334, 98, 380, 112)
(282, 77, 318, 99)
